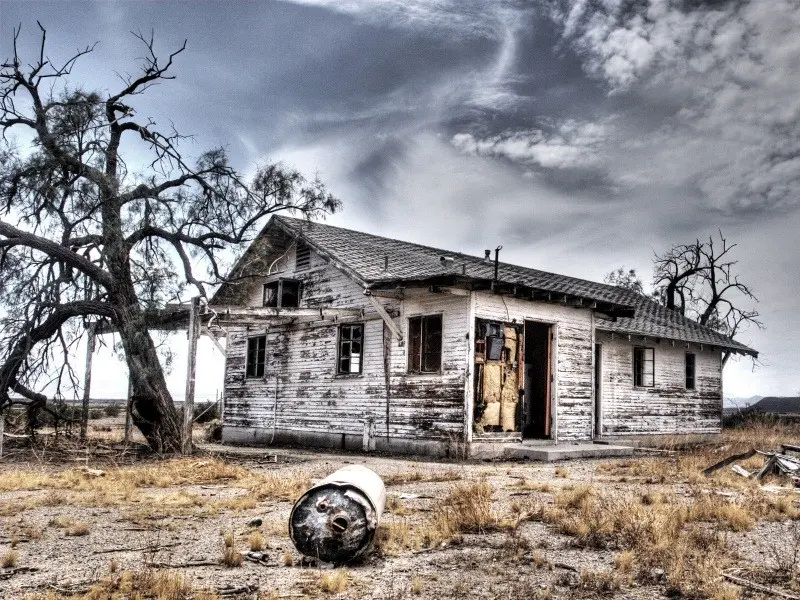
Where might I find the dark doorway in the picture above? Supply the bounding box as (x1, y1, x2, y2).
(594, 343, 602, 437)
(523, 321, 552, 439)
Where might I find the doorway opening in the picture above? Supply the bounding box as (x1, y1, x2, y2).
(522, 321, 552, 439)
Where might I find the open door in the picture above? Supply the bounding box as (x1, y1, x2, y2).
(523, 321, 552, 439)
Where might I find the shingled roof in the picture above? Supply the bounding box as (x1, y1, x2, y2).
(245, 216, 757, 356)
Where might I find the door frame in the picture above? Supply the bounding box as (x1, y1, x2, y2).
(594, 342, 603, 438)
(522, 319, 555, 440)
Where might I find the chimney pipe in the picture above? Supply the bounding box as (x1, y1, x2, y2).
(484, 249, 491, 261)
(493, 245, 503, 288)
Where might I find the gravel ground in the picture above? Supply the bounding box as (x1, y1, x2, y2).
(1, 434, 799, 599)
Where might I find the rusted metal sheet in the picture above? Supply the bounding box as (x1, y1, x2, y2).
(289, 465, 386, 563)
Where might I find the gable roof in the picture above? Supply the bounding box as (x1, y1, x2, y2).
(219, 215, 758, 357)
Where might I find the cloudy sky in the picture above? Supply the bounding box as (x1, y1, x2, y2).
(2, 0, 799, 400)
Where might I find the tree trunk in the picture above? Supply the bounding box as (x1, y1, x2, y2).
(117, 306, 182, 453)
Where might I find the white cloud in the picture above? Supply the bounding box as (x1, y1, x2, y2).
(451, 119, 612, 170)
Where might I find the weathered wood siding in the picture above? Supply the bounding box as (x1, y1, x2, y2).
(596, 331, 723, 435)
(223, 245, 468, 446)
(472, 294, 594, 441)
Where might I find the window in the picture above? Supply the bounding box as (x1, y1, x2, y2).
(263, 279, 301, 308)
(685, 353, 696, 390)
(246, 336, 266, 378)
(408, 315, 442, 373)
(337, 324, 364, 374)
(295, 242, 311, 270)
(633, 347, 654, 387)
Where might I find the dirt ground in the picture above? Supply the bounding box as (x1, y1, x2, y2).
(1, 418, 799, 600)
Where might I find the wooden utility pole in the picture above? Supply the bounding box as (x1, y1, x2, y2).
(80, 324, 96, 442)
(182, 297, 201, 454)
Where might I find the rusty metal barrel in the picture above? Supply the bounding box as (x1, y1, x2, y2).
(289, 465, 386, 563)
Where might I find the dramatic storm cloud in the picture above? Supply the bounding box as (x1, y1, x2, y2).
(2, 0, 798, 398)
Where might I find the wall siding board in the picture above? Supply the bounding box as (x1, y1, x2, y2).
(223, 246, 469, 444)
(596, 331, 723, 435)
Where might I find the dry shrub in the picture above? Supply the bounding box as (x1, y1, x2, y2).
(248, 530, 265, 551)
(429, 480, 503, 538)
(32, 569, 204, 600)
(687, 494, 754, 531)
(411, 577, 423, 595)
(385, 495, 412, 516)
(375, 520, 417, 555)
(579, 569, 623, 595)
(281, 551, 294, 566)
(510, 479, 552, 493)
(221, 546, 243, 568)
(248, 471, 311, 501)
(1, 549, 19, 568)
(317, 569, 350, 594)
(66, 522, 90, 536)
(554, 466, 569, 478)
(540, 486, 741, 598)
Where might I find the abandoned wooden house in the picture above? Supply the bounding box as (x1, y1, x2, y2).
(209, 216, 758, 457)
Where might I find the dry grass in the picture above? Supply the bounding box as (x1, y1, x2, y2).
(65, 521, 90, 536)
(248, 530, 265, 551)
(554, 466, 569, 478)
(1, 549, 19, 568)
(317, 569, 350, 594)
(382, 469, 462, 486)
(22, 569, 217, 600)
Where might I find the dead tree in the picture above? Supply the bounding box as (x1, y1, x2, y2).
(0, 25, 340, 452)
(653, 231, 762, 338)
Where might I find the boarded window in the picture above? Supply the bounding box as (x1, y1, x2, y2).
(408, 315, 442, 373)
(296, 242, 311, 270)
(633, 347, 654, 387)
(246, 336, 266, 378)
(685, 353, 696, 390)
(263, 279, 301, 308)
(337, 324, 364, 374)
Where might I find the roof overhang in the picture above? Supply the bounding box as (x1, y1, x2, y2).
(367, 275, 636, 319)
(595, 325, 759, 358)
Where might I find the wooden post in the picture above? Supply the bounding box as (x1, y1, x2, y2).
(182, 296, 201, 454)
(80, 324, 96, 442)
(123, 378, 133, 445)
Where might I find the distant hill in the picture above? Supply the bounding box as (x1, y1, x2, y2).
(723, 395, 762, 409)
(748, 396, 800, 415)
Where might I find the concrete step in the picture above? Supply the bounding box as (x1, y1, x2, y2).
(501, 442, 634, 462)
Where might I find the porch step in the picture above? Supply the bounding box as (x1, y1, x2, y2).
(502, 442, 634, 462)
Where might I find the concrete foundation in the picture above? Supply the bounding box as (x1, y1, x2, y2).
(594, 432, 720, 448)
(222, 426, 633, 462)
(221, 425, 451, 458)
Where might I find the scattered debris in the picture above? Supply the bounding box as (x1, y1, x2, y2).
(723, 570, 800, 600)
(703, 448, 800, 483)
(248, 518, 263, 527)
(289, 465, 386, 564)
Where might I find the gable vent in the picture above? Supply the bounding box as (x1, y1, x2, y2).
(296, 242, 311, 270)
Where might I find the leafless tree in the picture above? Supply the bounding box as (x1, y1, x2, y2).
(0, 25, 340, 452)
(653, 231, 762, 338)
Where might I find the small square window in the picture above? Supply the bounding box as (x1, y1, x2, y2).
(246, 336, 266, 378)
(263, 279, 301, 308)
(337, 324, 364, 374)
(685, 353, 696, 390)
(408, 315, 442, 373)
(633, 347, 654, 387)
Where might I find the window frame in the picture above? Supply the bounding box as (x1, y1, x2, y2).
(262, 278, 301, 308)
(685, 352, 696, 390)
(336, 323, 365, 376)
(407, 314, 443, 374)
(245, 335, 267, 378)
(633, 346, 655, 388)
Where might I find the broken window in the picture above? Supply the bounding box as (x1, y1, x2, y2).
(246, 336, 267, 378)
(408, 315, 442, 373)
(685, 353, 696, 390)
(337, 324, 364, 374)
(263, 279, 301, 308)
(633, 347, 654, 387)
